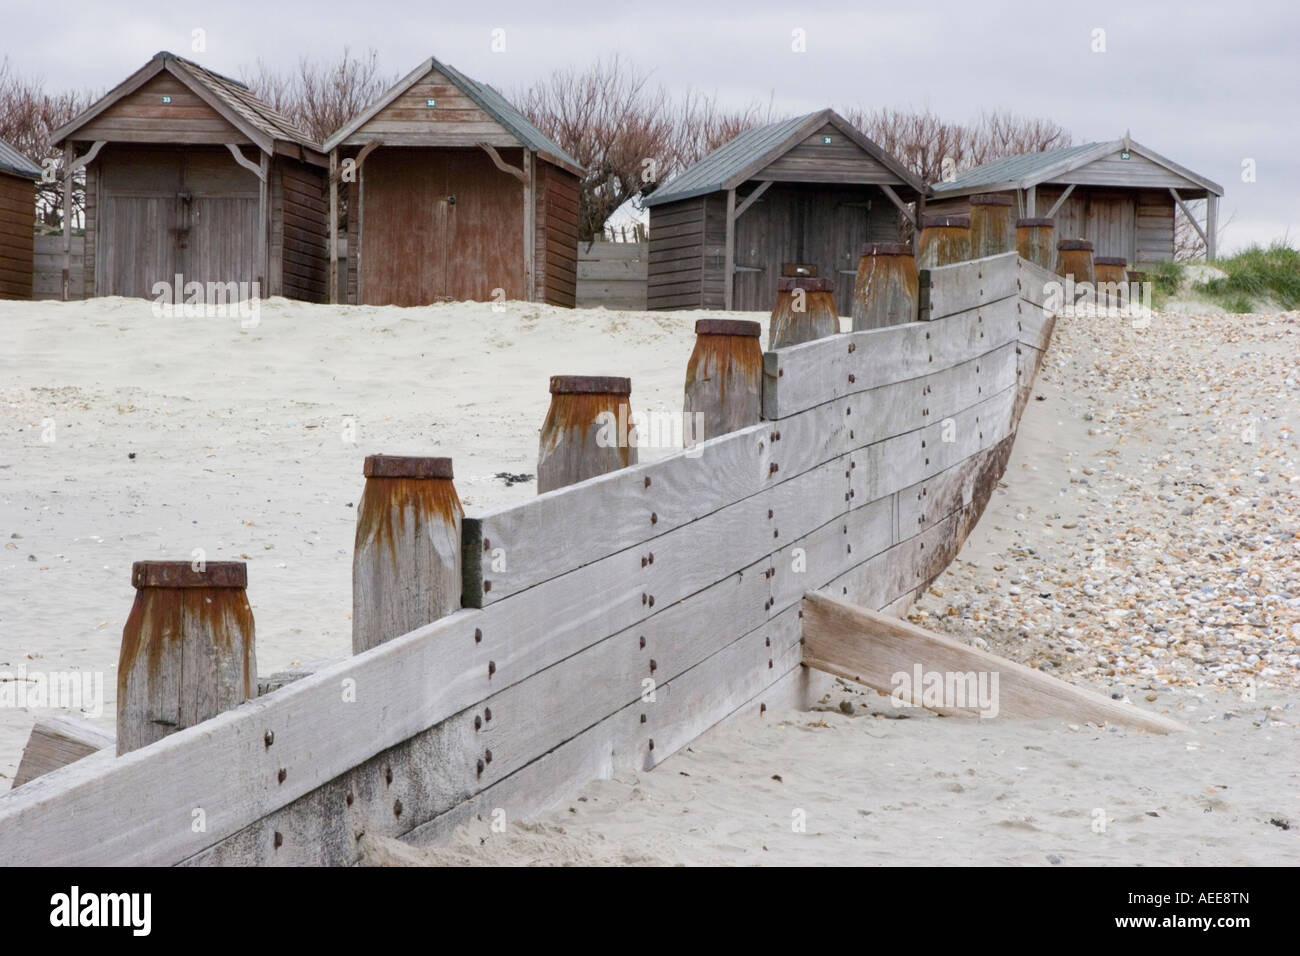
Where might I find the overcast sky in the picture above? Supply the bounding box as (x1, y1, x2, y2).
(6, 0, 1296, 252)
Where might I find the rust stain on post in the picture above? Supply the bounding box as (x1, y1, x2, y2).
(684, 319, 762, 443)
(769, 277, 837, 349)
(916, 215, 971, 268)
(968, 193, 1016, 258)
(353, 456, 463, 654)
(538, 376, 636, 493)
(117, 561, 255, 755)
(1016, 217, 1056, 271)
(1056, 238, 1095, 285)
(852, 242, 918, 331)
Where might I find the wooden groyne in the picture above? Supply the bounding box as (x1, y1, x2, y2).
(0, 251, 1067, 865)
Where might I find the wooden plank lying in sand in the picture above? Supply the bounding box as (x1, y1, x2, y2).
(469, 338, 1016, 606)
(761, 293, 1017, 420)
(12, 717, 115, 788)
(801, 592, 1185, 733)
(919, 251, 1019, 321)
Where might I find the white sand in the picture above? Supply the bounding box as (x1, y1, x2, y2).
(0, 295, 753, 784)
(3, 297, 1297, 867)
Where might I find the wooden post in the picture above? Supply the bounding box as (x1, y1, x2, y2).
(1056, 238, 1095, 285)
(769, 276, 838, 349)
(258, 151, 270, 294)
(523, 149, 535, 302)
(1094, 256, 1128, 309)
(916, 214, 971, 268)
(723, 188, 736, 310)
(851, 241, 918, 331)
(61, 144, 73, 301)
(352, 455, 463, 654)
(537, 376, 636, 493)
(1205, 194, 1218, 260)
(683, 319, 762, 445)
(968, 193, 1016, 258)
(328, 149, 338, 304)
(1024, 185, 1037, 218)
(117, 561, 255, 755)
(1015, 217, 1056, 271)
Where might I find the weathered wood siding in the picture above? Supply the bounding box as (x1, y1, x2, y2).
(1135, 189, 1175, 262)
(646, 197, 706, 310)
(345, 68, 516, 148)
(576, 240, 646, 310)
(276, 159, 328, 302)
(73, 72, 246, 145)
(34, 236, 85, 299)
(1054, 150, 1200, 191)
(733, 184, 901, 314)
(0, 172, 34, 299)
(758, 123, 900, 185)
(536, 161, 578, 307)
(356, 147, 526, 306)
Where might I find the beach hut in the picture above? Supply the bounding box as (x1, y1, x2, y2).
(323, 57, 584, 308)
(0, 139, 41, 300)
(928, 135, 1224, 262)
(643, 109, 924, 315)
(50, 52, 329, 301)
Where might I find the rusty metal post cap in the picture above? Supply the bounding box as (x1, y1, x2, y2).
(363, 455, 454, 479)
(131, 561, 248, 589)
(549, 375, 632, 395)
(694, 319, 761, 337)
(1094, 256, 1128, 266)
(1058, 238, 1094, 251)
(969, 193, 1015, 206)
(859, 242, 913, 257)
(920, 215, 971, 229)
(777, 277, 834, 292)
(1016, 217, 1055, 227)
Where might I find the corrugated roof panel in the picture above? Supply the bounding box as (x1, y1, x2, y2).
(0, 138, 42, 179)
(437, 60, 582, 171)
(931, 142, 1103, 193)
(644, 112, 818, 206)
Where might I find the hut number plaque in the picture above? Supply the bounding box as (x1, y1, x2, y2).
(1120, 150, 1131, 160)
(822, 135, 832, 144)
(161, 95, 172, 104)
(425, 98, 436, 108)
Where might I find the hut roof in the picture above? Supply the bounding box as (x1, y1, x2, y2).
(52, 51, 324, 159)
(0, 138, 42, 180)
(932, 137, 1223, 197)
(323, 56, 584, 176)
(644, 109, 925, 207)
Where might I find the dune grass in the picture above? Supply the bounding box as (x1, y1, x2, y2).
(1202, 242, 1300, 312)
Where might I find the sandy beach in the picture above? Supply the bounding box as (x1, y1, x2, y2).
(2, 298, 1297, 866)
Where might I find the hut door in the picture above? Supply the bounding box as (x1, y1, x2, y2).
(442, 150, 527, 302)
(358, 148, 451, 306)
(182, 149, 260, 294)
(96, 148, 183, 298)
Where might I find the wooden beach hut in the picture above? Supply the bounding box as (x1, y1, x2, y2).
(928, 135, 1224, 262)
(643, 109, 925, 315)
(323, 57, 584, 307)
(50, 52, 329, 301)
(0, 139, 41, 300)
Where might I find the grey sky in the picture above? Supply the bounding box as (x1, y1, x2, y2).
(6, 0, 1296, 252)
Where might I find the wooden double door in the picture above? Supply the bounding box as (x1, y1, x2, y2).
(358, 147, 526, 306)
(96, 145, 260, 299)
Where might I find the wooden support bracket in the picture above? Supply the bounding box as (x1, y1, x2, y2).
(225, 143, 267, 181)
(479, 142, 529, 184)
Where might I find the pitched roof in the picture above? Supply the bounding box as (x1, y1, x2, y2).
(323, 56, 583, 176)
(932, 137, 1223, 197)
(644, 109, 924, 207)
(0, 138, 42, 180)
(52, 52, 323, 158)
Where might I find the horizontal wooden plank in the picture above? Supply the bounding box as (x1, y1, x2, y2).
(803, 592, 1185, 731)
(762, 292, 1018, 419)
(919, 251, 1018, 321)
